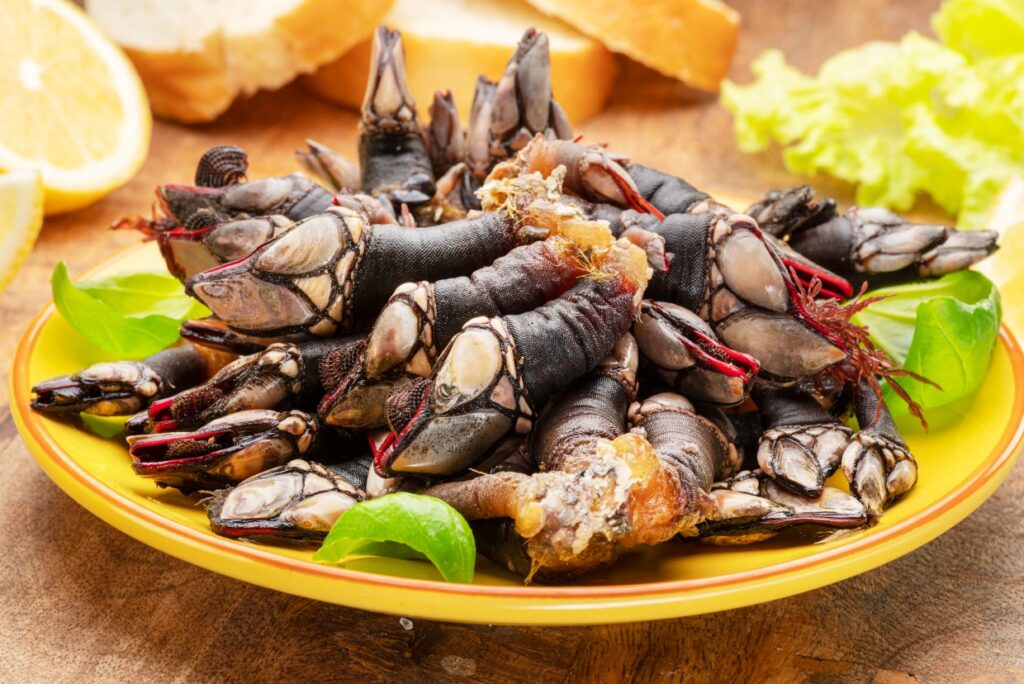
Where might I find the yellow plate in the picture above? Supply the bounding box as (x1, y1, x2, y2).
(11, 242, 1024, 625)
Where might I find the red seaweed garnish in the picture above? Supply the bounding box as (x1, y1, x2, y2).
(110, 201, 176, 239)
(793, 272, 940, 430)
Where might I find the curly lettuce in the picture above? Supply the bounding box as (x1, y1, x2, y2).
(933, 0, 1024, 60)
(722, 0, 1024, 229)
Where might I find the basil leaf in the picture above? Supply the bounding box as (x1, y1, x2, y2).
(350, 541, 427, 561)
(852, 271, 994, 361)
(895, 286, 1001, 411)
(80, 414, 128, 439)
(853, 271, 1002, 417)
(51, 262, 183, 358)
(313, 493, 475, 583)
(78, 271, 210, 320)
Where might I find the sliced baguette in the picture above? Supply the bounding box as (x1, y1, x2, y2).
(525, 0, 739, 91)
(85, 0, 393, 123)
(303, 0, 618, 124)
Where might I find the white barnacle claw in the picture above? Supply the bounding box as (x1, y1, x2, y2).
(758, 424, 853, 497)
(31, 361, 164, 416)
(715, 220, 790, 313)
(129, 409, 320, 490)
(635, 300, 757, 406)
(841, 431, 918, 517)
(491, 29, 556, 153)
(219, 470, 304, 521)
(191, 269, 317, 333)
(432, 327, 503, 415)
(80, 361, 163, 401)
(187, 209, 366, 338)
(466, 78, 498, 181)
(918, 228, 1000, 277)
(715, 310, 846, 380)
(849, 207, 948, 273)
(700, 470, 867, 545)
(363, 27, 417, 129)
(219, 177, 294, 214)
(256, 214, 343, 274)
(146, 342, 307, 433)
(205, 216, 293, 263)
(634, 303, 699, 371)
(210, 460, 366, 540)
(364, 282, 434, 379)
(841, 379, 918, 517)
(365, 299, 421, 377)
(296, 139, 360, 193)
(381, 317, 531, 477)
(577, 146, 638, 207)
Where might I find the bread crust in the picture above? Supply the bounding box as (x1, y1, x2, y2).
(525, 0, 739, 92)
(303, 2, 617, 124)
(86, 0, 394, 123)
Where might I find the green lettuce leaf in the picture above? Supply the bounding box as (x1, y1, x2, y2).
(722, 0, 1024, 227)
(853, 271, 1001, 417)
(313, 493, 475, 583)
(721, 50, 822, 154)
(51, 263, 206, 358)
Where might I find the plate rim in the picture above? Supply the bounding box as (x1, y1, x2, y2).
(11, 242, 1024, 622)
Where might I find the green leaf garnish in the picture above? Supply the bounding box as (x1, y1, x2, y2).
(77, 271, 209, 321)
(313, 493, 476, 583)
(853, 271, 1001, 419)
(852, 272, 995, 360)
(51, 262, 208, 358)
(80, 414, 128, 439)
(722, 0, 1024, 228)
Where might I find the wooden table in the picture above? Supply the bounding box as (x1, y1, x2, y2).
(2, 1, 1021, 680)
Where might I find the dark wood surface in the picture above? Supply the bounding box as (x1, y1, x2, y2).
(3, 1, 1022, 681)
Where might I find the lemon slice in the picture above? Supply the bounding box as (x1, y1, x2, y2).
(978, 175, 1024, 331)
(0, 171, 45, 292)
(0, 0, 151, 215)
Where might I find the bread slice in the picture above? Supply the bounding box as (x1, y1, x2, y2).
(524, 0, 739, 91)
(85, 0, 393, 123)
(303, 0, 617, 124)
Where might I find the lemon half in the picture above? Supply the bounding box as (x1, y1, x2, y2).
(0, 0, 151, 214)
(0, 171, 45, 292)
